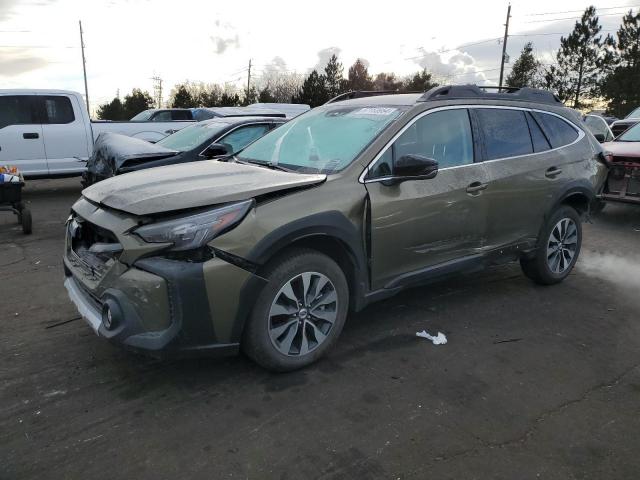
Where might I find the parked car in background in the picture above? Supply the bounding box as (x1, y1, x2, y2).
(82, 115, 286, 185)
(191, 104, 309, 121)
(610, 106, 640, 137)
(249, 103, 310, 118)
(0, 90, 194, 178)
(584, 114, 614, 143)
(130, 108, 195, 121)
(64, 85, 607, 371)
(599, 122, 640, 207)
(586, 110, 618, 125)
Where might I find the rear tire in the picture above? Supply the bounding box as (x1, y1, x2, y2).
(21, 209, 32, 235)
(520, 206, 582, 285)
(242, 248, 349, 372)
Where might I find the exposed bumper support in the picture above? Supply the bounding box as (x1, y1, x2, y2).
(64, 277, 101, 334)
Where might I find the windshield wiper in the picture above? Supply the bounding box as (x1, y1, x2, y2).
(234, 157, 296, 173)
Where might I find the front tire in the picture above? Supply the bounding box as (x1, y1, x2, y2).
(242, 248, 349, 372)
(520, 206, 582, 285)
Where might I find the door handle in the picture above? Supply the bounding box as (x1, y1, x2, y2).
(164, 129, 177, 134)
(545, 167, 563, 178)
(466, 181, 488, 194)
(23, 132, 39, 139)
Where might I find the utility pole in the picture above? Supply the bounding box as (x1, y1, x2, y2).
(247, 59, 252, 93)
(78, 20, 90, 116)
(151, 75, 163, 108)
(498, 3, 511, 91)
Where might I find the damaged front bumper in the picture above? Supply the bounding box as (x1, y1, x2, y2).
(600, 158, 640, 205)
(63, 198, 266, 358)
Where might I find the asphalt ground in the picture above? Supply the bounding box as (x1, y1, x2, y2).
(1, 178, 640, 480)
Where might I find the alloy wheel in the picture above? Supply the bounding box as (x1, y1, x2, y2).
(268, 272, 338, 356)
(547, 217, 578, 274)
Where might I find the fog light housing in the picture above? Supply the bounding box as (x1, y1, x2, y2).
(101, 298, 122, 330)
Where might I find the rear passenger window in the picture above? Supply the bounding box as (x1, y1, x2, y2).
(42, 96, 75, 124)
(525, 112, 551, 152)
(531, 112, 579, 148)
(171, 110, 192, 120)
(476, 109, 533, 160)
(0, 95, 38, 128)
(152, 111, 172, 121)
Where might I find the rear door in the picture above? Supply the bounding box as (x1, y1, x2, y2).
(478, 107, 582, 249)
(39, 94, 91, 175)
(0, 95, 46, 176)
(365, 108, 491, 290)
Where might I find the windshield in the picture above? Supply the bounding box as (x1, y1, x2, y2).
(130, 110, 153, 121)
(236, 104, 406, 173)
(617, 122, 640, 142)
(157, 121, 229, 152)
(625, 107, 640, 119)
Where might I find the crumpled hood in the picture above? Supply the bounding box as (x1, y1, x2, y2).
(82, 160, 326, 215)
(87, 132, 179, 178)
(602, 141, 640, 158)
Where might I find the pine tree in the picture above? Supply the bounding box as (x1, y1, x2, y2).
(96, 97, 126, 120)
(347, 59, 373, 91)
(555, 6, 614, 108)
(123, 89, 154, 118)
(242, 86, 258, 106)
(258, 86, 277, 103)
(402, 69, 438, 92)
(373, 72, 403, 91)
(324, 54, 345, 98)
(505, 43, 541, 88)
(170, 85, 195, 108)
(602, 10, 640, 117)
(295, 70, 329, 107)
(220, 92, 241, 106)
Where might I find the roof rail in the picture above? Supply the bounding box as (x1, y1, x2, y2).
(325, 90, 401, 104)
(418, 84, 562, 105)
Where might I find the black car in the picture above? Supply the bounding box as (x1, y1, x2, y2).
(83, 116, 286, 186)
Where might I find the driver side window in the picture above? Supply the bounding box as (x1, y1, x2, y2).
(368, 108, 474, 179)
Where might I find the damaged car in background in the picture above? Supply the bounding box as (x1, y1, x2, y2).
(599, 122, 640, 207)
(82, 114, 287, 186)
(64, 85, 608, 371)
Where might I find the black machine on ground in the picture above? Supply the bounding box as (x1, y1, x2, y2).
(0, 172, 32, 234)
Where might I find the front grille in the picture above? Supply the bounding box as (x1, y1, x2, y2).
(611, 156, 640, 165)
(68, 216, 121, 280)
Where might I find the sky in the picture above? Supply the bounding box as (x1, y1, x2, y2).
(0, 0, 637, 113)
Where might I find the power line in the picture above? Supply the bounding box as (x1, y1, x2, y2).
(522, 10, 638, 24)
(510, 30, 616, 36)
(403, 38, 501, 61)
(523, 5, 640, 16)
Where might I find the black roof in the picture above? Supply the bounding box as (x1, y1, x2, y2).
(326, 85, 562, 107)
(419, 85, 562, 105)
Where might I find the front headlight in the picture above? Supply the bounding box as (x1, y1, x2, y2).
(133, 199, 253, 251)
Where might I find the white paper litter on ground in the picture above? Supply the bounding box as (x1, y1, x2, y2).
(416, 330, 447, 345)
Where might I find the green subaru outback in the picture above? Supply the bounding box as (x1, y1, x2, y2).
(64, 85, 607, 371)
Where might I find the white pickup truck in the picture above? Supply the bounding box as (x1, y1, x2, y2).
(0, 89, 194, 178)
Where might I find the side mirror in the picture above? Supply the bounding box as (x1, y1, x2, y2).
(593, 133, 606, 143)
(382, 154, 438, 186)
(202, 143, 229, 158)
